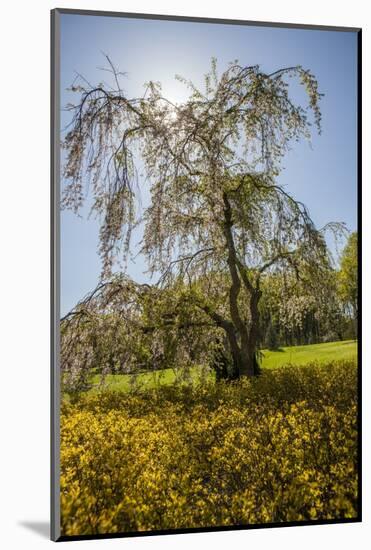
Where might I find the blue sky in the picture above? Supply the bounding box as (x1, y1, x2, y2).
(60, 14, 358, 316)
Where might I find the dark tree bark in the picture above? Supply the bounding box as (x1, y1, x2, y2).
(218, 192, 262, 378)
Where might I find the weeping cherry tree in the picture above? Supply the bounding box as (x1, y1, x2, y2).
(62, 57, 342, 381)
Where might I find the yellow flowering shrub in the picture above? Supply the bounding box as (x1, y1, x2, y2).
(60, 360, 358, 535)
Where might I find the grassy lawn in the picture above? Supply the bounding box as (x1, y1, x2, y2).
(262, 339, 357, 369)
(88, 339, 357, 393)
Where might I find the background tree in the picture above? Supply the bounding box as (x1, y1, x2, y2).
(338, 231, 358, 336)
(259, 264, 344, 347)
(62, 57, 342, 380)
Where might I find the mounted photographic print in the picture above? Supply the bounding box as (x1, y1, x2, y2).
(51, 8, 361, 541)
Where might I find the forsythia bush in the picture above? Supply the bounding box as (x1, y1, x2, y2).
(60, 361, 358, 535)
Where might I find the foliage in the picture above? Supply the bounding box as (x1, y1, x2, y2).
(61, 274, 221, 393)
(266, 320, 279, 350)
(61, 57, 344, 378)
(60, 360, 358, 535)
(338, 232, 358, 321)
(259, 266, 349, 346)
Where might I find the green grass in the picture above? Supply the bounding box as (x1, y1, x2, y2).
(88, 339, 357, 394)
(262, 339, 357, 369)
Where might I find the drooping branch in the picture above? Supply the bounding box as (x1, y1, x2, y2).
(62, 58, 324, 282)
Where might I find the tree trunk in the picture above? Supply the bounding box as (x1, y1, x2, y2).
(222, 290, 262, 379)
(224, 324, 245, 379)
(219, 192, 263, 379)
(247, 288, 262, 376)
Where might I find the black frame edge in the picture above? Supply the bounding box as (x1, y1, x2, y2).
(356, 28, 362, 523)
(57, 517, 361, 543)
